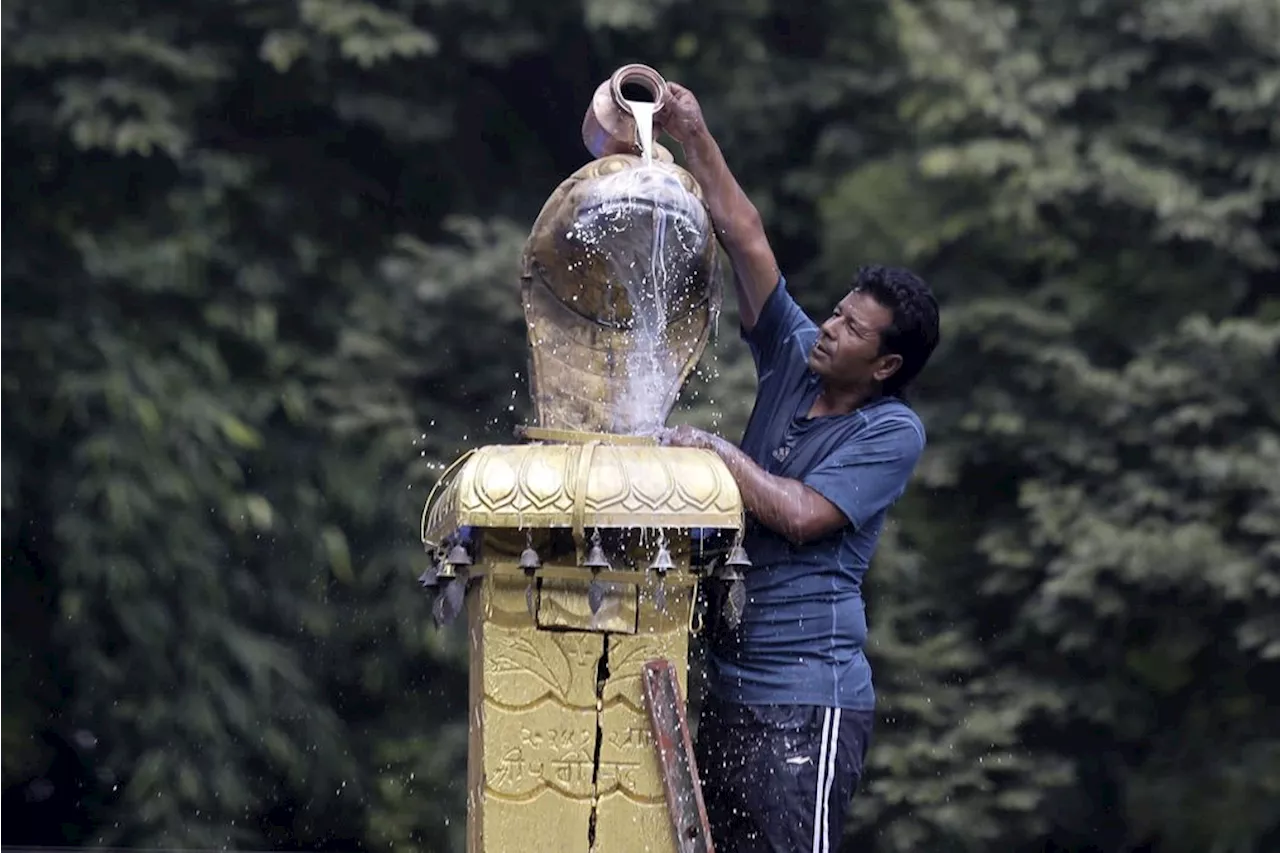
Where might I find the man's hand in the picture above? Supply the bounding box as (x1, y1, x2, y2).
(655, 82, 708, 145)
(658, 424, 849, 545)
(658, 424, 715, 450)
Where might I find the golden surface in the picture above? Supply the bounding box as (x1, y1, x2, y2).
(538, 578, 637, 634)
(422, 443, 743, 546)
(520, 152, 723, 434)
(467, 568, 694, 853)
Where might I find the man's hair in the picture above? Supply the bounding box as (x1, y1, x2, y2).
(852, 264, 940, 398)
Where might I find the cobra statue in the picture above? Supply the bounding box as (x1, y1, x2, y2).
(519, 65, 722, 437)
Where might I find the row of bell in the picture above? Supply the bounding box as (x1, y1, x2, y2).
(420, 534, 753, 625)
(518, 538, 752, 578)
(421, 534, 751, 576)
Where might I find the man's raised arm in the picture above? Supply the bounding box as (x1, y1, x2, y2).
(657, 83, 780, 331)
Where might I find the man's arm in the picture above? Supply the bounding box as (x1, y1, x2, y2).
(657, 84, 780, 331)
(662, 426, 847, 546)
(682, 132, 780, 331)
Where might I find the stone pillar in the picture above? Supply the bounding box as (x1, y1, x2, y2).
(420, 443, 741, 853)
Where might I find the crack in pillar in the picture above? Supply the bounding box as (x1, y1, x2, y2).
(586, 633, 611, 852)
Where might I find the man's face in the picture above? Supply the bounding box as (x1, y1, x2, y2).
(808, 290, 903, 389)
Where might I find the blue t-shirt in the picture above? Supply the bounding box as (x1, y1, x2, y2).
(705, 278, 926, 711)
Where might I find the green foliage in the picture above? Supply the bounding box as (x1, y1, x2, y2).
(866, 303, 1280, 850)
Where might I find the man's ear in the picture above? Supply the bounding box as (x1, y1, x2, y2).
(873, 353, 903, 384)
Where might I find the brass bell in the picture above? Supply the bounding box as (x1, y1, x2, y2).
(435, 552, 458, 582)
(649, 544, 675, 574)
(582, 535, 611, 570)
(725, 543, 752, 570)
(715, 562, 743, 584)
(716, 543, 751, 583)
(520, 538, 541, 617)
(446, 542, 473, 568)
(714, 541, 750, 629)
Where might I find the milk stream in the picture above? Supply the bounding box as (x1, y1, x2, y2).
(564, 99, 708, 435)
(627, 100, 656, 163)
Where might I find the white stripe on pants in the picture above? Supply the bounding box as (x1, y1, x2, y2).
(810, 707, 842, 853)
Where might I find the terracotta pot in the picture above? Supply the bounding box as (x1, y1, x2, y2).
(581, 64, 669, 158)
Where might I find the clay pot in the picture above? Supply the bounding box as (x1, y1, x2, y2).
(581, 64, 669, 159)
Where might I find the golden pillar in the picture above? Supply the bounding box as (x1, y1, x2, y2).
(419, 65, 744, 853)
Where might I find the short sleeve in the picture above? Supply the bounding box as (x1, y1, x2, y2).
(740, 276, 817, 375)
(802, 413, 926, 531)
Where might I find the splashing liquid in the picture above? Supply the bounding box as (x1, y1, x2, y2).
(624, 98, 682, 431)
(566, 153, 710, 434)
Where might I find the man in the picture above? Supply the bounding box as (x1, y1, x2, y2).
(653, 83, 941, 853)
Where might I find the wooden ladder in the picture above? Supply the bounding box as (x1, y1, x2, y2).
(642, 659, 716, 853)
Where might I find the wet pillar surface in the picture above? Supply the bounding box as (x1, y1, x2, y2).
(467, 571, 695, 853)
